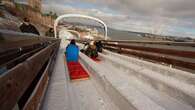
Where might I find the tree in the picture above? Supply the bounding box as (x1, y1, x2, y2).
(52, 12, 57, 19)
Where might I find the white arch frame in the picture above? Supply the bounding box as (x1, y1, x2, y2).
(54, 14, 108, 40)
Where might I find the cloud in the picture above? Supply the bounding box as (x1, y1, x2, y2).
(15, 0, 195, 37)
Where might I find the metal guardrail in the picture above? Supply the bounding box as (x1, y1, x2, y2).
(101, 40, 195, 47)
(0, 34, 61, 110)
(102, 40, 195, 73)
(75, 39, 195, 47)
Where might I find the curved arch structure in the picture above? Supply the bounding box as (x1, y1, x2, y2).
(54, 14, 108, 40)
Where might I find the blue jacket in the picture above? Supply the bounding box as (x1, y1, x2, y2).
(65, 44, 79, 62)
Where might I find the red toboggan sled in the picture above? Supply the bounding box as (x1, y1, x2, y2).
(67, 61, 89, 81)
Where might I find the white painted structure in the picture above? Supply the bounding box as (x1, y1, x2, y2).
(54, 14, 108, 40)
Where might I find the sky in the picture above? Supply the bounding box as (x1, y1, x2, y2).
(15, 0, 195, 38)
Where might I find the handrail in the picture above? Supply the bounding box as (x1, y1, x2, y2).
(102, 41, 195, 72)
(104, 43, 195, 59)
(0, 35, 60, 110)
(101, 40, 195, 47)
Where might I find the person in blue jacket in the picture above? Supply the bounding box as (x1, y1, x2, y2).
(65, 39, 79, 62)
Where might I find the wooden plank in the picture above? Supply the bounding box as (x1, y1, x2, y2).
(104, 46, 195, 71)
(102, 40, 195, 47)
(104, 43, 195, 59)
(0, 36, 58, 52)
(0, 64, 30, 110)
(24, 45, 58, 110)
(0, 44, 54, 110)
(0, 49, 21, 65)
(23, 47, 59, 110)
(0, 41, 49, 65)
(0, 39, 44, 50)
(4, 47, 44, 70)
(23, 65, 49, 110)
